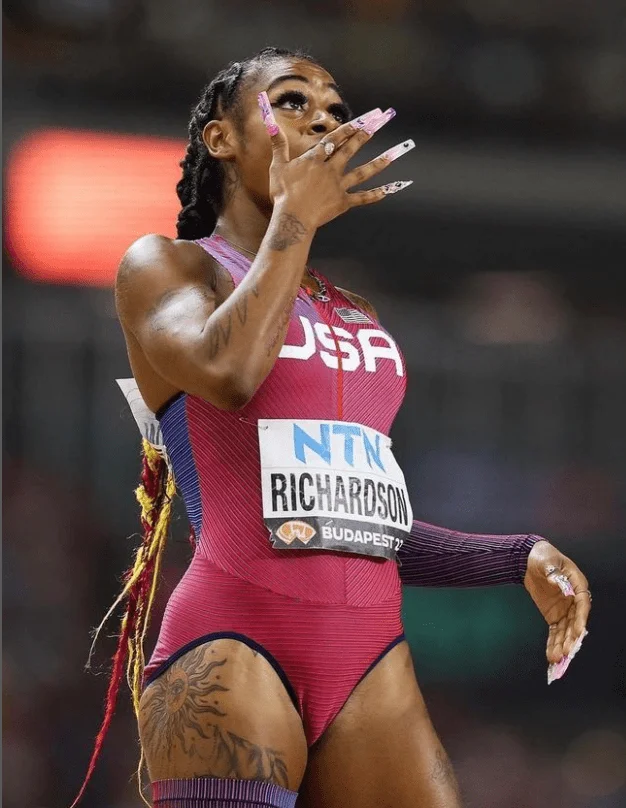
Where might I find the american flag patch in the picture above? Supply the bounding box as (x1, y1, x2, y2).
(334, 307, 371, 324)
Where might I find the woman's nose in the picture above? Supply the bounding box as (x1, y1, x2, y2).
(307, 112, 338, 136)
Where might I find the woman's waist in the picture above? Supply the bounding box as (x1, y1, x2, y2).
(188, 545, 402, 607)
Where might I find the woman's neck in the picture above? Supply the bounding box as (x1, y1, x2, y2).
(214, 193, 272, 256)
(214, 196, 318, 292)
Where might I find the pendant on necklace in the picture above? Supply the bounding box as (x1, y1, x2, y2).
(305, 270, 331, 303)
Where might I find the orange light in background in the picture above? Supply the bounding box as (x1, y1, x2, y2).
(5, 129, 187, 286)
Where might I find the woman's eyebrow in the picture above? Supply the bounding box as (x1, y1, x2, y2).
(266, 74, 341, 94)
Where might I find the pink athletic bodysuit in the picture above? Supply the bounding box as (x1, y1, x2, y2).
(144, 235, 408, 746)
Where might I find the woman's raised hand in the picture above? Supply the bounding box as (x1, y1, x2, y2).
(258, 93, 414, 229)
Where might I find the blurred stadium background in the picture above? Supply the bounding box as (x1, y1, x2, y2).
(3, 1, 626, 806)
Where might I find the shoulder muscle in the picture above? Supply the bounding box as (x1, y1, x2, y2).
(116, 235, 221, 327)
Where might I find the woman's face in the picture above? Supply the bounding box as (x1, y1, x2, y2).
(225, 57, 351, 209)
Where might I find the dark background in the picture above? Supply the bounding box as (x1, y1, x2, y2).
(3, 1, 626, 806)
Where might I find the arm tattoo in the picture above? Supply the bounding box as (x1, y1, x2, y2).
(139, 644, 289, 786)
(233, 285, 260, 327)
(206, 285, 259, 359)
(266, 293, 297, 357)
(267, 213, 308, 251)
(206, 312, 233, 360)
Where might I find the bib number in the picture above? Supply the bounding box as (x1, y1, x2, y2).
(259, 419, 412, 561)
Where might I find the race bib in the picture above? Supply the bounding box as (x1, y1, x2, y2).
(259, 419, 412, 560)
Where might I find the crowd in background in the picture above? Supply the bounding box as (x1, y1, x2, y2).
(4, 0, 626, 143)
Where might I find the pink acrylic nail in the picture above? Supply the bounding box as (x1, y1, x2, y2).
(381, 139, 415, 163)
(364, 107, 396, 135)
(552, 573, 575, 597)
(547, 655, 571, 685)
(382, 180, 413, 195)
(352, 108, 382, 130)
(547, 630, 588, 684)
(569, 629, 588, 660)
(258, 91, 279, 136)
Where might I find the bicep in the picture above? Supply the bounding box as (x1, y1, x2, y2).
(116, 235, 223, 393)
(137, 284, 218, 380)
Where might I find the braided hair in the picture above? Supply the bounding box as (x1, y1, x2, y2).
(72, 49, 320, 807)
(176, 47, 315, 241)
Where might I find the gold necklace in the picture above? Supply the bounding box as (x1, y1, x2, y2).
(215, 232, 330, 302)
(216, 232, 258, 258)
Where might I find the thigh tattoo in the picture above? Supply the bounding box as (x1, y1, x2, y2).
(139, 644, 289, 785)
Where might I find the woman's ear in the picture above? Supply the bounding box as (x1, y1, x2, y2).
(203, 120, 236, 160)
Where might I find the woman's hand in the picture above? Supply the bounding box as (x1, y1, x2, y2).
(258, 94, 413, 229)
(523, 540, 592, 684)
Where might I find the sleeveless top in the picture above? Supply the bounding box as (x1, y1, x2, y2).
(158, 235, 408, 606)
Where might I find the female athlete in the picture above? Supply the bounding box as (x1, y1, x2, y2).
(74, 47, 591, 808)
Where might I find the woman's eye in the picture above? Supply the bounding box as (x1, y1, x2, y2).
(273, 92, 350, 123)
(275, 92, 307, 111)
(329, 104, 350, 124)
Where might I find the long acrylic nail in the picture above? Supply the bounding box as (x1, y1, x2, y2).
(381, 139, 415, 163)
(547, 656, 571, 684)
(547, 630, 588, 684)
(258, 91, 279, 136)
(568, 629, 588, 660)
(382, 180, 413, 195)
(552, 573, 575, 597)
(352, 108, 382, 130)
(364, 107, 396, 135)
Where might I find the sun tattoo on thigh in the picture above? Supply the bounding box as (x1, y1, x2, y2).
(140, 645, 289, 785)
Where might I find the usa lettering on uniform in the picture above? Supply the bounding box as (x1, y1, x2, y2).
(279, 316, 404, 376)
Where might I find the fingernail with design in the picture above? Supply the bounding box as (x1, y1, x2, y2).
(382, 139, 416, 163)
(547, 630, 588, 684)
(547, 656, 571, 685)
(258, 92, 279, 136)
(382, 180, 413, 195)
(364, 107, 396, 135)
(552, 574, 575, 597)
(352, 108, 382, 130)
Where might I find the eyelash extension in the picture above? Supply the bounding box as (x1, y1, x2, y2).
(329, 103, 350, 124)
(274, 90, 350, 124)
(274, 90, 307, 108)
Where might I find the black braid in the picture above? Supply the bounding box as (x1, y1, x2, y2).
(176, 47, 316, 241)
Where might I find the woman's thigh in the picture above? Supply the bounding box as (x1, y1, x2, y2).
(138, 638, 308, 791)
(296, 641, 462, 808)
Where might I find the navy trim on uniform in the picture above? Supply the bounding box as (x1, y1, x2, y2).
(155, 391, 185, 421)
(144, 631, 300, 716)
(355, 633, 406, 690)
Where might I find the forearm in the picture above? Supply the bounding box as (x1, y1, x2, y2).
(202, 205, 315, 398)
(398, 520, 541, 587)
